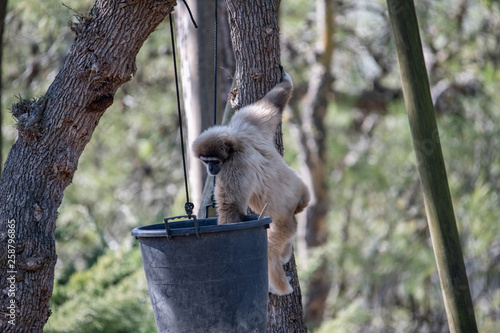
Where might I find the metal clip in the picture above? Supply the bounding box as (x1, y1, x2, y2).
(163, 214, 200, 239)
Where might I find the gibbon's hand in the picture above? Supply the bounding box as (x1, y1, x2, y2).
(279, 65, 293, 87)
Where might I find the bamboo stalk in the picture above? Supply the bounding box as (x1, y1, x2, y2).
(386, 1, 478, 332)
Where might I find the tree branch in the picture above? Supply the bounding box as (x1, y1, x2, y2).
(0, 1, 176, 331)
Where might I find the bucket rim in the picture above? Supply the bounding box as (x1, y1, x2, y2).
(131, 215, 271, 238)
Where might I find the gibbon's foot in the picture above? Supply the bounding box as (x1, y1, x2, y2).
(269, 247, 294, 295)
(269, 281, 293, 296)
(268, 267, 294, 295)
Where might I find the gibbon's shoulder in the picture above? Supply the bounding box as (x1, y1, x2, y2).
(229, 104, 270, 130)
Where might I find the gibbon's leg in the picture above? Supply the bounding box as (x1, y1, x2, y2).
(268, 243, 293, 295)
(280, 240, 293, 264)
(278, 215, 297, 263)
(267, 219, 296, 295)
(215, 178, 249, 224)
(217, 202, 245, 225)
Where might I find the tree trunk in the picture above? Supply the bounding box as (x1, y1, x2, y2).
(292, 0, 334, 325)
(0, 0, 7, 174)
(225, 1, 307, 331)
(175, 0, 234, 212)
(0, 1, 176, 332)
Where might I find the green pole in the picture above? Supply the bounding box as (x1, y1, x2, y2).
(386, 1, 478, 332)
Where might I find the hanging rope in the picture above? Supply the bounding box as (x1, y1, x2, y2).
(213, 0, 218, 127)
(181, 0, 198, 28)
(206, 0, 218, 216)
(169, 13, 194, 217)
(168, 1, 217, 218)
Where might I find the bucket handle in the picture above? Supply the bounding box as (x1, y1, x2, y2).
(163, 214, 200, 239)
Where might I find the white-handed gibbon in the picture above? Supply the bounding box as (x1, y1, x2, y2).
(192, 69, 310, 295)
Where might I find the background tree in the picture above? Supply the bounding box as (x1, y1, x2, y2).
(289, 0, 334, 325)
(175, 0, 234, 212)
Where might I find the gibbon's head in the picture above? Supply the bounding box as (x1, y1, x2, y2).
(192, 127, 243, 176)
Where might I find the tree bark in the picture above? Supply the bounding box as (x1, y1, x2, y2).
(225, 1, 307, 332)
(0, 0, 7, 174)
(0, 1, 176, 332)
(175, 0, 234, 213)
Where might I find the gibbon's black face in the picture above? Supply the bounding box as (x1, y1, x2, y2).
(200, 156, 223, 176)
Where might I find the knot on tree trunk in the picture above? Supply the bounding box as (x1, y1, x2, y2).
(53, 148, 79, 181)
(228, 86, 240, 110)
(87, 94, 114, 113)
(11, 96, 47, 139)
(250, 68, 264, 82)
(18, 253, 51, 272)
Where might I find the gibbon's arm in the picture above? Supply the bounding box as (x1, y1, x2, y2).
(232, 70, 293, 140)
(261, 70, 293, 112)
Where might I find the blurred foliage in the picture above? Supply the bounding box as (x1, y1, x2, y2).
(45, 243, 157, 333)
(282, 0, 500, 332)
(1, 0, 499, 332)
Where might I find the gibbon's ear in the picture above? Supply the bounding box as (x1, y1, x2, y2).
(192, 127, 243, 162)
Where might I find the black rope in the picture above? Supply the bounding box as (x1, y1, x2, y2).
(181, 0, 198, 28)
(169, 13, 194, 217)
(209, 0, 218, 212)
(213, 0, 218, 127)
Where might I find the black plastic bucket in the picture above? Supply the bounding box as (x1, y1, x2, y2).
(131, 215, 270, 333)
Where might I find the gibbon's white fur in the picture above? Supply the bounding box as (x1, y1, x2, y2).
(192, 70, 310, 295)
